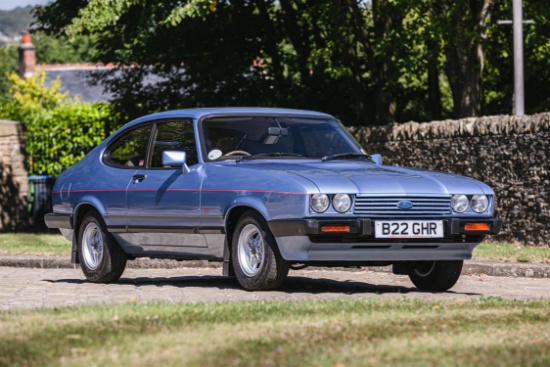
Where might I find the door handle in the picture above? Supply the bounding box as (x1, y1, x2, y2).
(132, 174, 146, 183)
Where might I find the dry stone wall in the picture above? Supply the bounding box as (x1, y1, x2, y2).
(0, 120, 28, 231)
(1, 114, 549, 245)
(350, 113, 550, 246)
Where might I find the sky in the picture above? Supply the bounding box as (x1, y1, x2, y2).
(0, 0, 51, 11)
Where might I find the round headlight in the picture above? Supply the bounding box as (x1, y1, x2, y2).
(333, 194, 352, 213)
(471, 195, 489, 213)
(311, 194, 330, 213)
(451, 194, 469, 213)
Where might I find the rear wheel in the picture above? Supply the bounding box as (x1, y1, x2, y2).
(78, 210, 127, 283)
(408, 260, 463, 292)
(231, 211, 289, 290)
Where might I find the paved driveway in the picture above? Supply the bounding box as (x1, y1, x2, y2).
(1, 266, 548, 311)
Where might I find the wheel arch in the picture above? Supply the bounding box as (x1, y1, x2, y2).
(71, 201, 106, 264)
(222, 203, 271, 277)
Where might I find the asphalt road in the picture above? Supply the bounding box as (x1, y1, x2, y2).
(1, 266, 549, 311)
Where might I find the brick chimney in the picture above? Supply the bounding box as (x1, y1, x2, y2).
(18, 31, 36, 78)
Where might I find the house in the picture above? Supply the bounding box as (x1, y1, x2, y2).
(18, 31, 113, 102)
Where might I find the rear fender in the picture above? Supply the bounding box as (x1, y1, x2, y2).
(71, 196, 108, 264)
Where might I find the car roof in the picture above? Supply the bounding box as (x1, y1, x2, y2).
(126, 107, 335, 127)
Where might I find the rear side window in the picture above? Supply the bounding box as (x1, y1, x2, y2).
(105, 125, 152, 167)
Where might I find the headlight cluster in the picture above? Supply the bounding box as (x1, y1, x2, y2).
(311, 194, 352, 213)
(451, 194, 489, 213)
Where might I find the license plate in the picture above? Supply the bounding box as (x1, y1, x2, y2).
(375, 220, 444, 239)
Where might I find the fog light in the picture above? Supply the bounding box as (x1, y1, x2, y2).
(464, 223, 490, 231)
(321, 224, 350, 233)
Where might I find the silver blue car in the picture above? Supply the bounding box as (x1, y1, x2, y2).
(45, 108, 501, 291)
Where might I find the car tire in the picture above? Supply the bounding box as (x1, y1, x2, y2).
(77, 210, 127, 283)
(231, 211, 289, 291)
(408, 260, 463, 292)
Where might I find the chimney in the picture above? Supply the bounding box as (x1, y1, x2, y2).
(18, 31, 36, 78)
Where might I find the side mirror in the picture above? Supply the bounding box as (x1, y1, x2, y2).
(370, 153, 383, 165)
(162, 150, 190, 174)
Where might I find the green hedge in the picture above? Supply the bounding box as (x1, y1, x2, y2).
(0, 71, 116, 176)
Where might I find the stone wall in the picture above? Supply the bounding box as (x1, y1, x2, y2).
(350, 113, 550, 246)
(1, 114, 548, 244)
(0, 120, 28, 231)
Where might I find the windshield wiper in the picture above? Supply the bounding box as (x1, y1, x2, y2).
(321, 153, 372, 162)
(238, 152, 304, 162)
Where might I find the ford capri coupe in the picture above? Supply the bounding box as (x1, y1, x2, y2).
(46, 108, 501, 291)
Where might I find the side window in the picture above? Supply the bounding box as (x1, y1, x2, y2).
(106, 125, 152, 167)
(151, 120, 198, 168)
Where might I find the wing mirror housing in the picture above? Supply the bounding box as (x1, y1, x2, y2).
(370, 153, 383, 165)
(162, 151, 191, 174)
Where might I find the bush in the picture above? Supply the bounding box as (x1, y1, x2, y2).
(0, 71, 114, 176)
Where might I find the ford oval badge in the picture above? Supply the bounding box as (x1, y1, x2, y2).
(397, 201, 413, 210)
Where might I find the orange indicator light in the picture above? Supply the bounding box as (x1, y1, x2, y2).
(464, 223, 490, 231)
(321, 224, 351, 233)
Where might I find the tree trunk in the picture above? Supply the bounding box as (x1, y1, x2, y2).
(426, 7, 442, 121)
(371, 0, 404, 124)
(434, 0, 494, 118)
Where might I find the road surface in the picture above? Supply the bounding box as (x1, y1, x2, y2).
(1, 266, 548, 311)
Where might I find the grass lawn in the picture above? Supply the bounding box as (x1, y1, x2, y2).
(2, 233, 550, 263)
(474, 242, 550, 264)
(0, 232, 71, 256)
(0, 298, 548, 366)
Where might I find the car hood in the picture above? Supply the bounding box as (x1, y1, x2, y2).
(238, 160, 493, 195)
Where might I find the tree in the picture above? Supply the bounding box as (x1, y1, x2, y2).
(0, 45, 18, 100)
(31, 0, 550, 125)
(431, 0, 494, 119)
(483, 0, 550, 116)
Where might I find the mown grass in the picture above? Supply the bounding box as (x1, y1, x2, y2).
(0, 298, 548, 367)
(0, 232, 70, 256)
(1, 233, 549, 263)
(474, 242, 550, 264)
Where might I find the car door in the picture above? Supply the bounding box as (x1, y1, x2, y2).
(101, 123, 153, 231)
(124, 119, 207, 253)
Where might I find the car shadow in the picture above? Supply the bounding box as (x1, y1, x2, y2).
(45, 274, 480, 296)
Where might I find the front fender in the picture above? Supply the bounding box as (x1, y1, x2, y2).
(225, 196, 272, 224)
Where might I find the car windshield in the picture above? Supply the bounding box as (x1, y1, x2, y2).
(201, 116, 363, 161)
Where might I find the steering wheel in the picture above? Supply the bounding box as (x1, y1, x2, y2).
(222, 150, 251, 158)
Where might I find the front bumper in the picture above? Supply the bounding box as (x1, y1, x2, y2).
(268, 218, 502, 263)
(269, 218, 502, 238)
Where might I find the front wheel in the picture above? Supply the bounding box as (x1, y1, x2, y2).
(408, 260, 463, 292)
(78, 210, 127, 283)
(231, 211, 289, 290)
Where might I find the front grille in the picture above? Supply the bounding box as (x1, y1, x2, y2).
(354, 195, 451, 218)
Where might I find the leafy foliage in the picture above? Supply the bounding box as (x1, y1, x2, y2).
(33, 32, 98, 65)
(0, 45, 18, 100)
(484, 0, 550, 115)
(0, 71, 112, 175)
(31, 1, 550, 125)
